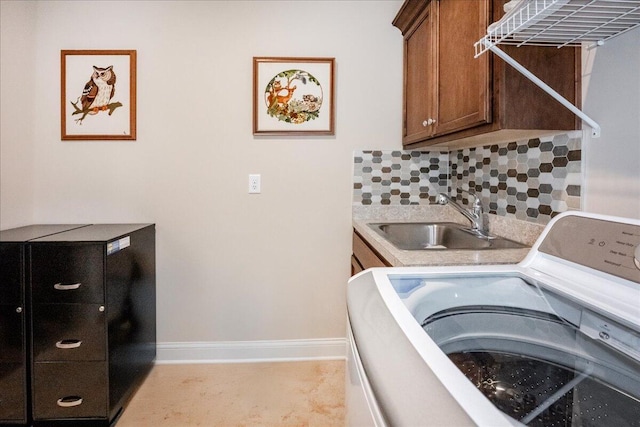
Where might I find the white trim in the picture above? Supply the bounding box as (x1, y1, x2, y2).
(156, 338, 347, 364)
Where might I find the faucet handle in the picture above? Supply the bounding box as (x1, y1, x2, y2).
(458, 189, 484, 215)
(471, 194, 483, 208)
(458, 188, 477, 201)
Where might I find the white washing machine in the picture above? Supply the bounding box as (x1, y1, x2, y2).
(347, 212, 640, 426)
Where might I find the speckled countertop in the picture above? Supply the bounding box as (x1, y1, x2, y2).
(353, 205, 545, 267)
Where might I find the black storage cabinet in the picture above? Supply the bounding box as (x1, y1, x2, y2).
(1, 225, 88, 426)
(1, 224, 156, 426)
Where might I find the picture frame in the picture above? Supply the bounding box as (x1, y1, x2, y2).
(253, 57, 335, 135)
(61, 50, 136, 140)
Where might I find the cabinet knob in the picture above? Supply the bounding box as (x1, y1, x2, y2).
(422, 118, 436, 126)
(16, 307, 23, 313)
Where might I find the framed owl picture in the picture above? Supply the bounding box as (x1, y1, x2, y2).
(61, 50, 137, 140)
(253, 57, 335, 135)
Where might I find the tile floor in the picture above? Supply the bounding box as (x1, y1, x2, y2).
(116, 360, 345, 426)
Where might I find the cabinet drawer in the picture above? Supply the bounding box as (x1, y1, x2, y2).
(0, 362, 26, 421)
(0, 305, 24, 362)
(0, 243, 22, 304)
(353, 231, 390, 269)
(33, 304, 105, 362)
(31, 245, 104, 304)
(33, 361, 107, 420)
(351, 255, 364, 276)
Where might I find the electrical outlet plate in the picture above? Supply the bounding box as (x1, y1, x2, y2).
(249, 174, 261, 194)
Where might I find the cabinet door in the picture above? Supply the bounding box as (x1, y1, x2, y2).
(434, 0, 490, 136)
(0, 362, 26, 421)
(0, 244, 26, 423)
(0, 244, 24, 363)
(0, 306, 26, 421)
(0, 305, 23, 363)
(0, 243, 22, 304)
(403, 2, 436, 144)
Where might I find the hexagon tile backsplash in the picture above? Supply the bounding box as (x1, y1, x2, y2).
(353, 150, 449, 206)
(353, 133, 582, 225)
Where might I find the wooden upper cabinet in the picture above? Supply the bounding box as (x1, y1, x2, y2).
(393, 0, 581, 149)
(436, 0, 490, 136)
(403, 2, 436, 143)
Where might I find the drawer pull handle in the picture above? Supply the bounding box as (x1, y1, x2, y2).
(53, 283, 81, 291)
(56, 339, 82, 349)
(57, 396, 83, 407)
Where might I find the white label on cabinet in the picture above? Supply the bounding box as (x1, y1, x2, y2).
(107, 236, 131, 255)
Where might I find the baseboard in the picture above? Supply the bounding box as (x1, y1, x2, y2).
(156, 338, 347, 364)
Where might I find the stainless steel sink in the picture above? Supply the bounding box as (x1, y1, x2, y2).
(368, 222, 527, 250)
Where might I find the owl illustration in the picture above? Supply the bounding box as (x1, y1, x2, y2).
(81, 65, 116, 114)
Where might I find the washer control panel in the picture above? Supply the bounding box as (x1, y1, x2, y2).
(539, 215, 640, 283)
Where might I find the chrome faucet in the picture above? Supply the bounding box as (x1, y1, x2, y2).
(437, 191, 487, 235)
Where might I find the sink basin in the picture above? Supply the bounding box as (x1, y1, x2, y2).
(368, 222, 527, 250)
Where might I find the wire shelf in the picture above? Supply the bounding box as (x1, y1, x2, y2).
(475, 0, 640, 56)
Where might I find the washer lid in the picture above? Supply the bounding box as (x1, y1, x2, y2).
(391, 273, 640, 427)
(394, 273, 640, 364)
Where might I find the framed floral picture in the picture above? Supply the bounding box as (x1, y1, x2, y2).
(253, 57, 335, 135)
(61, 50, 136, 140)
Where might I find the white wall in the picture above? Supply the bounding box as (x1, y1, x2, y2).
(0, 1, 403, 344)
(582, 27, 640, 219)
(0, 1, 37, 226)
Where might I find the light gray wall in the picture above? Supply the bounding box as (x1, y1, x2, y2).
(1, 1, 37, 226)
(582, 27, 640, 219)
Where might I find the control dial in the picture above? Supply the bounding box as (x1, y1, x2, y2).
(635, 244, 640, 270)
